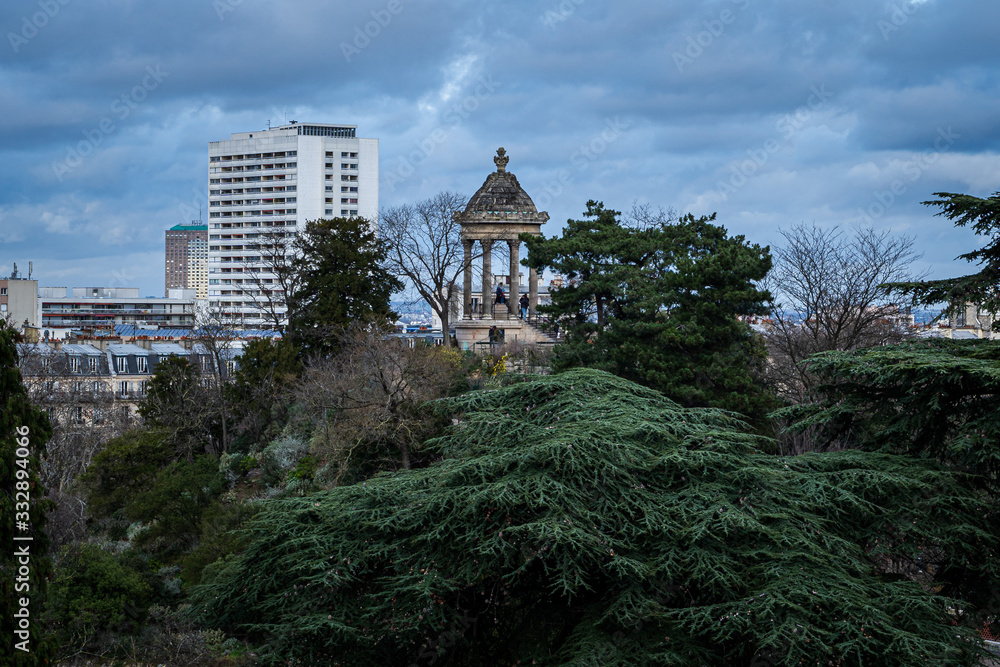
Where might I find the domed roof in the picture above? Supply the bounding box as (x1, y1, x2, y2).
(463, 148, 539, 218)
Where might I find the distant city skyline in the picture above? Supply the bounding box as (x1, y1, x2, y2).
(2, 0, 998, 297)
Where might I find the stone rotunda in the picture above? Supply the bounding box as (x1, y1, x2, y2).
(453, 147, 552, 349)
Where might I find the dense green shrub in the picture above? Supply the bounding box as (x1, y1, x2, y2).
(80, 429, 172, 520)
(44, 543, 153, 658)
(126, 454, 227, 559)
(190, 369, 995, 666)
(181, 500, 259, 586)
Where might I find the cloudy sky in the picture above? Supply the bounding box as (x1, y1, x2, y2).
(1, 0, 998, 296)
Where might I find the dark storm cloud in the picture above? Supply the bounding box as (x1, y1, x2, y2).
(1, 0, 997, 293)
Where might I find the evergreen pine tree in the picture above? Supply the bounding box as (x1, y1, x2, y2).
(286, 216, 403, 356)
(522, 202, 774, 422)
(886, 191, 1000, 314)
(191, 369, 994, 666)
(779, 192, 1000, 639)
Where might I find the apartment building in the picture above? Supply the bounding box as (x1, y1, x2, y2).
(165, 223, 209, 298)
(40, 287, 196, 332)
(16, 341, 242, 427)
(207, 122, 379, 322)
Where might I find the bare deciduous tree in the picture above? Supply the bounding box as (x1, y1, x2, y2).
(193, 304, 244, 453)
(379, 192, 472, 346)
(764, 223, 923, 404)
(296, 323, 461, 481)
(623, 202, 679, 229)
(241, 229, 300, 333)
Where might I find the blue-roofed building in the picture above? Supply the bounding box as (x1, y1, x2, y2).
(17, 337, 242, 428)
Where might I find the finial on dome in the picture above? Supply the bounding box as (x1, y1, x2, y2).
(494, 147, 509, 173)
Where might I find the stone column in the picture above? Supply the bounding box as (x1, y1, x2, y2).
(462, 240, 473, 319)
(508, 239, 520, 320)
(529, 267, 539, 320)
(481, 239, 493, 319)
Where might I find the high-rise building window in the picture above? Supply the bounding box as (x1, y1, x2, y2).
(208, 124, 374, 324)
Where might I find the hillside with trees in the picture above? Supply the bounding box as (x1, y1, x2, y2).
(4, 203, 1000, 666)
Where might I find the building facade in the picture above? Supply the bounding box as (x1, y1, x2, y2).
(40, 287, 196, 332)
(0, 277, 39, 328)
(165, 224, 209, 298)
(207, 122, 379, 322)
(17, 340, 241, 428)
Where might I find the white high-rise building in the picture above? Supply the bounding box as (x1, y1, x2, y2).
(206, 122, 378, 322)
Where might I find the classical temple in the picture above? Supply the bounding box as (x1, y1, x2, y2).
(453, 148, 554, 348)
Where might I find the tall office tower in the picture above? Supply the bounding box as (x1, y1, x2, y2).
(165, 223, 209, 298)
(207, 122, 379, 323)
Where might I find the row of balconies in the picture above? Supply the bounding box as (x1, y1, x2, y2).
(213, 210, 295, 218)
(211, 163, 296, 174)
(214, 174, 294, 184)
(210, 199, 296, 207)
(213, 221, 295, 229)
(210, 153, 297, 165)
(212, 186, 295, 195)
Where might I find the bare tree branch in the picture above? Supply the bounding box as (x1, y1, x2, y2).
(295, 323, 460, 480)
(240, 229, 299, 333)
(379, 192, 474, 346)
(764, 223, 924, 404)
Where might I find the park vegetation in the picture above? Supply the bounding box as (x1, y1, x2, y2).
(2, 198, 1000, 666)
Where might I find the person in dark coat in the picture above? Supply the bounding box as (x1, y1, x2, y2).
(495, 285, 506, 305)
(519, 293, 529, 319)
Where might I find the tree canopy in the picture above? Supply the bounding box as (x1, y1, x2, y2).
(191, 369, 995, 666)
(887, 191, 1000, 314)
(286, 216, 403, 355)
(780, 338, 1000, 480)
(226, 337, 302, 452)
(522, 202, 774, 421)
(140, 355, 220, 459)
(774, 194, 1000, 635)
